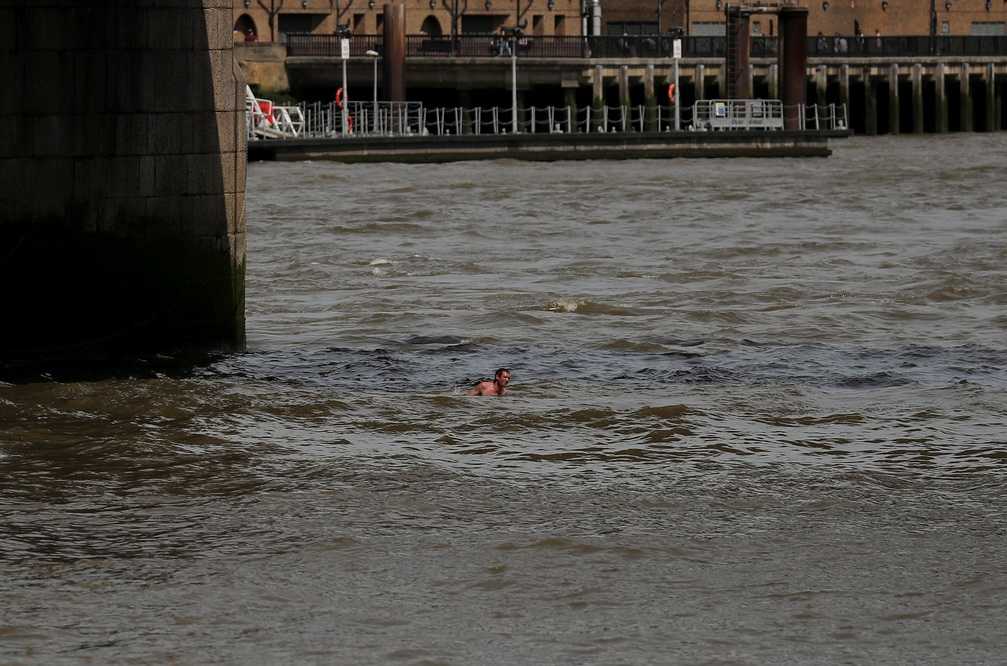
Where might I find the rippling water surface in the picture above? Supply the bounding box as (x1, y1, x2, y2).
(2, 134, 1007, 664)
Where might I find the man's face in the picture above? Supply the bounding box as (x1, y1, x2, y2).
(495, 371, 510, 388)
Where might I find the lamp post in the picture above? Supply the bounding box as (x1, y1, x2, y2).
(336, 24, 352, 136)
(511, 35, 517, 133)
(508, 27, 522, 133)
(366, 49, 379, 135)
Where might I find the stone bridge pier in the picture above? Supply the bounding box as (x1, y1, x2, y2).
(0, 1, 246, 364)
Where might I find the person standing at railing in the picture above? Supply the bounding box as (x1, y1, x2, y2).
(494, 27, 512, 56)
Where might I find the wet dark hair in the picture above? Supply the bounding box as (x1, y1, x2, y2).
(495, 368, 510, 378)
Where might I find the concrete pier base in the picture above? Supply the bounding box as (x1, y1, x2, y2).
(936, 64, 949, 133)
(912, 64, 924, 133)
(960, 64, 972, 133)
(0, 1, 246, 362)
(865, 77, 878, 136)
(643, 64, 657, 131)
(986, 63, 1000, 131)
(592, 65, 604, 132)
(618, 65, 631, 114)
(888, 64, 900, 135)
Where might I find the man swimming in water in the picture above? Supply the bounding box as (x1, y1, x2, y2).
(467, 368, 510, 396)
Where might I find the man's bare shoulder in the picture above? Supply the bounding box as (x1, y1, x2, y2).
(467, 381, 497, 396)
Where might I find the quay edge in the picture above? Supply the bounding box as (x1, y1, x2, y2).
(247, 130, 852, 163)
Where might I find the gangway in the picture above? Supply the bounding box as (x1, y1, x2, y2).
(693, 99, 785, 130)
(246, 86, 306, 139)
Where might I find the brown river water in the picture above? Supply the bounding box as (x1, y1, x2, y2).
(2, 134, 1006, 664)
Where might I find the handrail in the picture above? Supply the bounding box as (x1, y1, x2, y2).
(284, 33, 1007, 59)
(247, 97, 849, 139)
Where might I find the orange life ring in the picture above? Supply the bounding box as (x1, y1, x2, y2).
(335, 88, 353, 132)
(668, 83, 678, 104)
(257, 101, 275, 126)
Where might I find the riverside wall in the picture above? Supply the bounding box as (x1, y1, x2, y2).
(247, 45, 1007, 135)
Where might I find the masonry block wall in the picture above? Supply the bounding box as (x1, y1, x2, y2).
(0, 1, 247, 362)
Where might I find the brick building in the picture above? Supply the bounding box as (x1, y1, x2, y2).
(233, 0, 584, 41)
(233, 0, 1006, 40)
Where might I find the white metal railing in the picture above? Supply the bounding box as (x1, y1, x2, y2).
(803, 103, 848, 131)
(293, 100, 426, 137)
(246, 91, 848, 140)
(246, 86, 306, 139)
(693, 99, 785, 131)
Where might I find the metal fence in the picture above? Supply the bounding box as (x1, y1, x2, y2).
(247, 97, 848, 140)
(285, 33, 1007, 59)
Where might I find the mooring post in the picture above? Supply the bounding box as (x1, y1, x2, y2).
(778, 6, 808, 130)
(383, 4, 406, 103)
(725, 7, 751, 100)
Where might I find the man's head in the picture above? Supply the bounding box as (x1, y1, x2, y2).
(494, 368, 511, 387)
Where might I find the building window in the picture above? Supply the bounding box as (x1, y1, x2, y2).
(278, 13, 321, 41)
(692, 22, 726, 37)
(971, 21, 1006, 35)
(461, 14, 494, 33)
(607, 22, 658, 36)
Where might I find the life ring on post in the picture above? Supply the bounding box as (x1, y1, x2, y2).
(336, 87, 354, 133)
(667, 83, 678, 104)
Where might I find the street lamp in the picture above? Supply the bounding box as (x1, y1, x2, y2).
(512, 31, 517, 133)
(366, 49, 380, 135)
(505, 26, 523, 133)
(335, 24, 352, 136)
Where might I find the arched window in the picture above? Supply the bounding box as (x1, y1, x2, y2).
(420, 16, 443, 36)
(234, 14, 259, 42)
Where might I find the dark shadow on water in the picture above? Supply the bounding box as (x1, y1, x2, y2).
(0, 351, 231, 386)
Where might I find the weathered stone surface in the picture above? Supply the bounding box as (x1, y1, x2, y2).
(0, 1, 247, 362)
